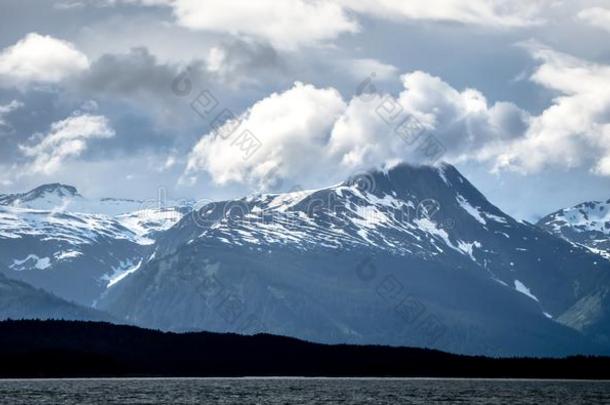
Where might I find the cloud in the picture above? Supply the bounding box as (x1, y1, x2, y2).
(74, 47, 202, 120)
(185, 82, 347, 188)
(0, 99, 24, 133)
(72, 43, 288, 125)
(185, 43, 607, 187)
(337, 0, 549, 27)
(185, 73, 529, 190)
(72, 47, 219, 128)
(0, 33, 90, 86)
(77, 47, 189, 98)
(159, 0, 359, 50)
(578, 7, 610, 33)
(205, 39, 286, 86)
(340, 58, 399, 81)
(493, 42, 610, 175)
(19, 113, 115, 175)
(120, 0, 549, 51)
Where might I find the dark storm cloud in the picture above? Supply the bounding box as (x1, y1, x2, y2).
(68, 42, 290, 155)
(78, 47, 196, 99)
(0, 35, 292, 169)
(73, 47, 207, 126)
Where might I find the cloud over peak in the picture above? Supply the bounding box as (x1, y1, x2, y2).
(185, 71, 530, 190)
(184, 40, 610, 192)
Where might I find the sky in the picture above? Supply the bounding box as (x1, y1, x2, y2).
(0, 0, 609, 221)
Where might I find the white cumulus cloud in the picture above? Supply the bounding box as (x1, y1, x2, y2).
(494, 42, 610, 175)
(185, 41, 610, 191)
(19, 114, 115, 175)
(0, 33, 90, 86)
(185, 82, 347, 188)
(185, 72, 530, 190)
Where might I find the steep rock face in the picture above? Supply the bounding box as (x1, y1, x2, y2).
(100, 163, 610, 356)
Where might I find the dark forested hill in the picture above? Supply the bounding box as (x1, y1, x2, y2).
(1, 319, 610, 379)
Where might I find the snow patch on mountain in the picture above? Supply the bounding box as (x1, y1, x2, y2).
(538, 199, 610, 258)
(103, 258, 143, 288)
(10, 254, 51, 271)
(116, 208, 189, 242)
(0, 206, 148, 245)
(514, 279, 539, 302)
(542, 200, 610, 235)
(0, 184, 193, 245)
(457, 194, 486, 225)
(457, 240, 482, 261)
(54, 250, 82, 261)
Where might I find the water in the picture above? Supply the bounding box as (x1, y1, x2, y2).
(0, 378, 609, 404)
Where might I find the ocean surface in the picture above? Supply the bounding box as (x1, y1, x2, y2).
(0, 378, 609, 404)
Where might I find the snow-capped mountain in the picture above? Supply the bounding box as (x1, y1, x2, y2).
(538, 200, 610, 258)
(0, 183, 82, 209)
(0, 183, 192, 238)
(99, 163, 610, 357)
(0, 184, 192, 306)
(537, 200, 610, 343)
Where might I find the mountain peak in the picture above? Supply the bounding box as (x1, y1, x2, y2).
(341, 162, 471, 203)
(24, 184, 81, 200)
(0, 183, 82, 208)
(0, 183, 83, 210)
(25, 183, 80, 197)
(538, 199, 610, 256)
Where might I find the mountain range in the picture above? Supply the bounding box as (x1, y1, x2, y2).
(0, 184, 191, 305)
(2, 163, 610, 357)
